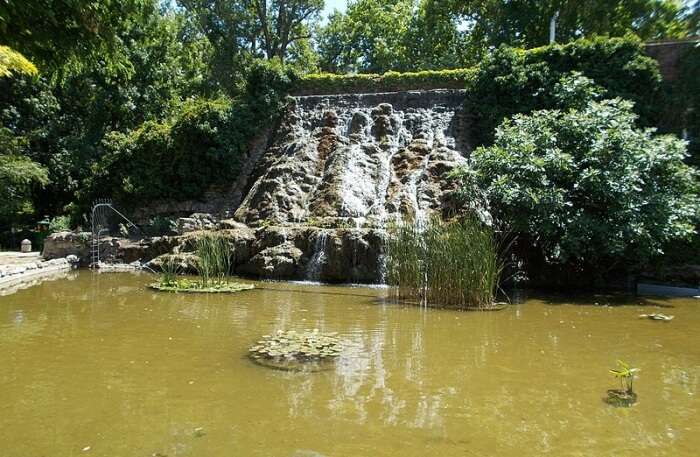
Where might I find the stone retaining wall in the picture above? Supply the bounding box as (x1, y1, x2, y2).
(0, 257, 77, 293)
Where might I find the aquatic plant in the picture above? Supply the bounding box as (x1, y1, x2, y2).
(194, 232, 232, 287)
(605, 360, 640, 407)
(385, 216, 503, 309)
(610, 360, 639, 394)
(249, 330, 345, 361)
(248, 330, 352, 371)
(151, 234, 253, 294)
(149, 279, 254, 294)
(159, 255, 183, 287)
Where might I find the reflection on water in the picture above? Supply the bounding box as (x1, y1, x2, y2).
(0, 272, 698, 456)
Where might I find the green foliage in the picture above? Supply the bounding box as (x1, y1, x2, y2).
(294, 68, 474, 95)
(610, 360, 640, 394)
(0, 0, 155, 77)
(159, 255, 184, 287)
(193, 232, 232, 287)
(0, 46, 38, 78)
(178, 0, 322, 76)
(48, 215, 71, 233)
(316, 0, 695, 73)
(437, 0, 691, 52)
(465, 36, 663, 147)
(459, 96, 699, 274)
(84, 59, 295, 210)
(317, 0, 416, 73)
(244, 59, 299, 114)
(674, 43, 700, 165)
(0, 154, 49, 228)
(386, 217, 502, 310)
(86, 97, 237, 204)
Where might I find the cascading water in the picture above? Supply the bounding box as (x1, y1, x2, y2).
(306, 230, 329, 281)
(225, 89, 471, 283)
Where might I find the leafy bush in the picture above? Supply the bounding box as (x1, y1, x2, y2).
(0, 153, 48, 229)
(465, 36, 662, 147)
(293, 68, 475, 95)
(83, 59, 298, 210)
(456, 97, 699, 277)
(48, 215, 71, 232)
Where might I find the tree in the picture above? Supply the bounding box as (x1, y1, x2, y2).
(252, 0, 323, 61)
(444, 0, 690, 51)
(403, 0, 470, 70)
(179, 0, 322, 70)
(0, 132, 48, 229)
(456, 87, 699, 276)
(0, 0, 153, 76)
(316, 0, 415, 73)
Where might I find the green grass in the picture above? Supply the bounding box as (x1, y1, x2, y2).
(386, 217, 503, 310)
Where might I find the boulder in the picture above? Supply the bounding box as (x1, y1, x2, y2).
(42, 231, 91, 262)
(239, 242, 303, 279)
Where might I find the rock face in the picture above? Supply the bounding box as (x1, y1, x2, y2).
(234, 90, 469, 228)
(187, 89, 470, 283)
(43, 231, 178, 266)
(66, 90, 471, 283)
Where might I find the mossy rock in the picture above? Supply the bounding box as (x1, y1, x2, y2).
(604, 389, 638, 407)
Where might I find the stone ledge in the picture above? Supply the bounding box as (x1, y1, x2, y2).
(0, 257, 77, 292)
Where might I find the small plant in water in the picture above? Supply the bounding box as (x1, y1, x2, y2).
(605, 360, 640, 407)
(159, 255, 183, 287)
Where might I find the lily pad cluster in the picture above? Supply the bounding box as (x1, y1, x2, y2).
(149, 279, 255, 294)
(249, 330, 346, 367)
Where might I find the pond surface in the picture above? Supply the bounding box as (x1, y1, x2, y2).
(0, 272, 698, 456)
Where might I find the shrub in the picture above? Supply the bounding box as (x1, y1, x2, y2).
(293, 68, 475, 95)
(0, 153, 48, 229)
(465, 36, 662, 146)
(457, 97, 699, 276)
(0, 45, 38, 78)
(48, 215, 71, 232)
(386, 217, 502, 310)
(82, 59, 297, 210)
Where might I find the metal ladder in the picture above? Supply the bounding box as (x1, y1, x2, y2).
(90, 199, 140, 268)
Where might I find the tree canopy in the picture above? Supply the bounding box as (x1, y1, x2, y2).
(316, 0, 695, 73)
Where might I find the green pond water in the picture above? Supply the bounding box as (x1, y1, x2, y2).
(0, 272, 698, 456)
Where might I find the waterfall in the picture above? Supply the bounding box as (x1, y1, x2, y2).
(228, 89, 471, 283)
(306, 230, 329, 281)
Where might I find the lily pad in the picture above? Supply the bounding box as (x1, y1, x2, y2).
(248, 330, 353, 371)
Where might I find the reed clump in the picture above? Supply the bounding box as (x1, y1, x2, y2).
(386, 217, 502, 310)
(151, 232, 254, 294)
(194, 231, 232, 287)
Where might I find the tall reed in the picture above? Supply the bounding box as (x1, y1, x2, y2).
(159, 255, 183, 286)
(386, 217, 502, 309)
(194, 232, 232, 287)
